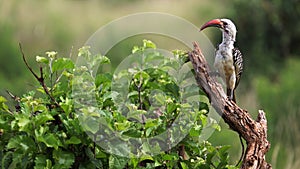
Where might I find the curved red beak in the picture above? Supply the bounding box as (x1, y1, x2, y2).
(200, 19, 223, 31)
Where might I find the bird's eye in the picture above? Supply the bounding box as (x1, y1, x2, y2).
(223, 22, 228, 26)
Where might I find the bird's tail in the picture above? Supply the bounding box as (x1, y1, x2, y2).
(227, 88, 236, 102)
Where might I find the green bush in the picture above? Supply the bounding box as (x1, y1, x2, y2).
(0, 40, 237, 169)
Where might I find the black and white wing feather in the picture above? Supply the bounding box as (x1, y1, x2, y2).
(233, 48, 243, 89)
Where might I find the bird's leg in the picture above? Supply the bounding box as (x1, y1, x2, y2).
(230, 89, 234, 100)
(228, 73, 236, 102)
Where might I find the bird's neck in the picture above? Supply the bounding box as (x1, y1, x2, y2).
(220, 32, 235, 48)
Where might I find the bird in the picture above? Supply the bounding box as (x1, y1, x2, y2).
(200, 18, 243, 102)
(200, 18, 245, 166)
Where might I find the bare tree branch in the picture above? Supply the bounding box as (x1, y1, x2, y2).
(188, 42, 271, 169)
(19, 43, 40, 81)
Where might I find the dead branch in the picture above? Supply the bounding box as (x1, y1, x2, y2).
(6, 90, 21, 113)
(188, 42, 271, 169)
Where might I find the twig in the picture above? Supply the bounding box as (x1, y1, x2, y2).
(54, 72, 64, 85)
(19, 43, 40, 81)
(6, 90, 20, 102)
(6, 90, 21, 112)
(188, 42, 271, 169)
(19, 43, 63, 111)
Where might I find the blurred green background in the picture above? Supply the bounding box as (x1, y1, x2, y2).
(0, 0, 299, 168)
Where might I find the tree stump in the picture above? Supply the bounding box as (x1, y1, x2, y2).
(188, 42, 272, 169)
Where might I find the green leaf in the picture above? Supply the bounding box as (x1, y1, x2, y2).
(145, 128, 155, 138)
(0, 96, 7, 103)
(129, 157, 139, 168)
(134, 70, 150, 81)
(126, 110, 146, 123)
(18, 117, 30, 128)
(82, 116, 99, 134)
(78, 46, 91, 58)
(218, 145, 231, 154)
(226, 165, 239, 169)
(34, 155, 52, 169)
(65, 136, 81, 145)
(15, 114, 31, 132)
(103, 91, 119, 102)
(34, 113, 54, 126)
(95, 73, 112, 88)
(83, 147, 104, 168)
(143, 39, 156, 49)
(97, 55, 110, 65)
(140, 155, 154, 162)
(200, 114, 207, 127)
(7, 135, 36, 152)
(153, 93, 166, 105)
(1, 151, 13, 169)
(114, 121, 130, 131)
(52, 58, 74, 72)
(0, 96, 9, 112)
(109, 155, 127, 169)
(206, 149, 217, 164)
(165, 83, 179, 98)
(172, 49, 187, 56)
(162, 153, 178, 161)
(131, 46, 140, 53)
(218, 145, 231, 161)
(42, 133, 62, 150)
(36, 56, 49, 64)
(6, 137, 21, 150)
(167, 103, 177, 113)
(53, 149, 75, 169)
(46, 51, 57, 59)
(144, 52, 164, 63)
(189, 126, 201, 137)
(95, 147, 107, 158)
(144, 118, 158, 128)
(180, 162, 189, 169)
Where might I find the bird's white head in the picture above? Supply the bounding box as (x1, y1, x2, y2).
(200, 18, 237, 42)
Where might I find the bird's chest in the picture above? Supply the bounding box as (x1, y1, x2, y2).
(214, 49, 234, 77)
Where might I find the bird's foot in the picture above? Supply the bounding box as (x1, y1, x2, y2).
(227, 96, 232, 101)
(227, 95, 236, 103)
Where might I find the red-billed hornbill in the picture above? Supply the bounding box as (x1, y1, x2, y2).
(200, 18, 243, 102)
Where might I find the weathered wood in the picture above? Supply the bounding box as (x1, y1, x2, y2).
(188, 42, 272, 169)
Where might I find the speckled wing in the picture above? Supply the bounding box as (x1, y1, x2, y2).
(233, 48, 243, 89)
